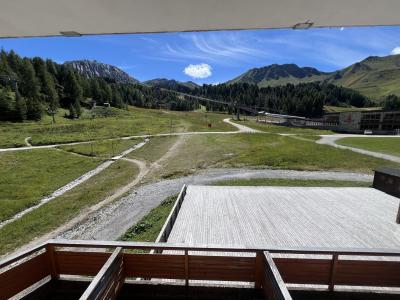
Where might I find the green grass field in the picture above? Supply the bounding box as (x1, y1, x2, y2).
(211, 178, 371, 187)
(58, 138, 144, 158)
(120, 195, 176, 243)
(0, 149, 101, 222)
(0, 107, 233, 148)
(127, 136, 179, 163)
(236, 119, 334, 135)
(0, 159, 139, 255)
(336, 137, 400, 157)
(157, 133, 399, 178)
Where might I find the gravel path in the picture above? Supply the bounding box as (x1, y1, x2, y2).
(59, 168, 372, 241)
(317, 135, 400, 163)
(0, 140, 149, 229)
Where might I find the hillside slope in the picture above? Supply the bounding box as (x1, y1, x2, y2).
(144, 78, 199, 93)
(228, 55, 400, 99)
(228, 64, 329, 86)
(64, 60, 139, 84)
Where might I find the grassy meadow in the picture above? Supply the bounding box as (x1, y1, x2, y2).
(336, 137, 400, 157)
(235, 119, 334, 135)
(120, 195, 176, 243)
(155, 133, 399, 178)
(0, 149, 101, 222)
(127, 136, 179, 163)
(0, 106, 233, 148)
(0, 159, 139, 255)
(59, 138, 144, 158)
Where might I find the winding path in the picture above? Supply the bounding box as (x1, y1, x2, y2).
(1, 119, 393, 258)
(0, 139, 149, 229)
(0, 118, 255, 153)
(317, 134, 400, 163)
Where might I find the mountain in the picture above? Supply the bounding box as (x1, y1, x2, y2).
(228, 64, 329, 86)
(323, 55, 400, 99)
(228, 55, 400, 99)
(64, 60, 139, 84)
(144, 78, 199, 93)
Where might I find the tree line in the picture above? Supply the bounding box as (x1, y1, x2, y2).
(383, 94, 400, 111)
(0, 50, 197, 122)
(191, 82, 372, 117)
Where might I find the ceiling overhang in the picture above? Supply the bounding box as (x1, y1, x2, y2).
(1, 0, 400, 38)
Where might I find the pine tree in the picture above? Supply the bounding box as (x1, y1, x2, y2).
(14, 91, 27, 122)
(68, 102, 77, 119)
(64, 70, 83, 118)
(0, 88, 13, 121)
(19, 58, 40, 100)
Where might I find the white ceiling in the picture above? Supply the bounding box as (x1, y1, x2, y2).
(1, 0, 400, 38)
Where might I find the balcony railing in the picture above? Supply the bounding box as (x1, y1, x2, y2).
(1, 240, 399, 300)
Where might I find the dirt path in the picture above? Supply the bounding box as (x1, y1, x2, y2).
(24, 137, 32, 147)
(0, 118, 253, 153)
(317, 135, 400, 163)
(0, 140, 149, 229)
(2, 135, 185, 257)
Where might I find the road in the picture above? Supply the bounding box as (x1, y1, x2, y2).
(317, 134, 400, 163)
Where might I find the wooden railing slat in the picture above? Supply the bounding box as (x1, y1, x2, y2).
(79, 247, 124, 300)
(263, 251, 292, 300)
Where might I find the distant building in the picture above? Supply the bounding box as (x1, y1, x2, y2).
(257, 110, 400, 134)
(324, 110, 400, 134)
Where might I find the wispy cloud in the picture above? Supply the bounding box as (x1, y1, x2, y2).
(184, 63, 212, 79)
(157, 31, 274, 66)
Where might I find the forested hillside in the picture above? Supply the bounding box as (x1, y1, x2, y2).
(144, 78, 199, 93)
(194, 82, 370, 117)
(0, 50, 197, 122)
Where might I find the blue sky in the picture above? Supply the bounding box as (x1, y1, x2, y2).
(1, 26, 400, 84)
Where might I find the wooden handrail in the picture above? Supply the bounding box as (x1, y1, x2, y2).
(0, 242, 47, 269)
(263, 251, 292, 300)
(155, 185, 187, 243)
(45, 239, 400, 257)
(79, 247, 124, 300)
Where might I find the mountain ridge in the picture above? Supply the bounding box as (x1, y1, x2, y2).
(64, 60, 139, 84)
(227, 55, 400, 99)
(144, 78, 199, 93)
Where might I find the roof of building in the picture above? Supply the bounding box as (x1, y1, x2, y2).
(375, 167, 400, 178)
(167, 185, 400, 249)
(2, 1, 400, 38)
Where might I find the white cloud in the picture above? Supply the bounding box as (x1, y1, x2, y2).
(184, 63, 212, 79)
(391, 47, 400, 55)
